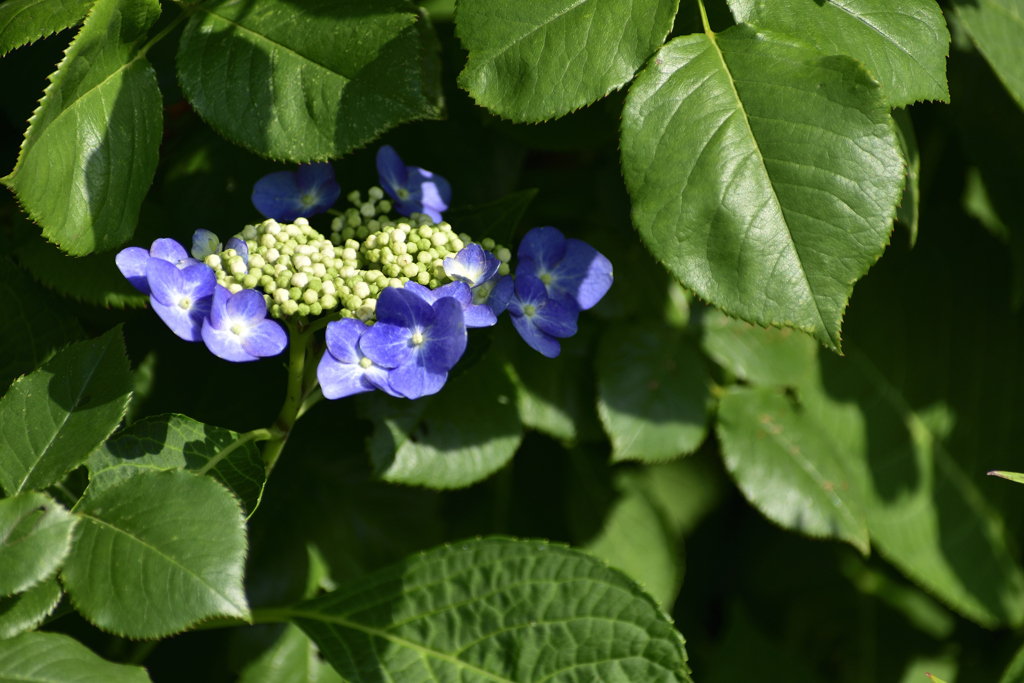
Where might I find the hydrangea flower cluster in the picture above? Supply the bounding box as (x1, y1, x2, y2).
(116, 147, 613, 399)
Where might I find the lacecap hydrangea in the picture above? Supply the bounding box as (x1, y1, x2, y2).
(117, 147, 613, 400)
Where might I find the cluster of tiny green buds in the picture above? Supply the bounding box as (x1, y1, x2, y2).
(204, 187, 509, 324)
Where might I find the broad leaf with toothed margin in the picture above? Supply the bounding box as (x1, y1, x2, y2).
(0, 631, 152, 682)
(87, 413, 266, 516)
(620, 25, 904, 351)
(61, 470, 250, 639)
(728, 0, 950, 107)
(0, 326, 132, 497)
(951, 0, 1024, 112)
(176, 0, 443, 162)
(0, 0, 90, 57)
(0, 578, 63, 639)
(455, 0, 680, 122)
(1, 0, 163, 255)
(0, 492, 77, 597)
(285, 537, 693, 682)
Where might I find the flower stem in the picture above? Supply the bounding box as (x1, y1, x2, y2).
(197, 428, 274, 476)
(262, 325, 312, 474)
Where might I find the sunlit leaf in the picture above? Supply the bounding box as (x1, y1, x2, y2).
(952, 0, 1024, 111)
(0, 0, 90, 57)
(0, 578, 63, 640)
(0, 631, 152, 681)
(0, 492, 77, 596)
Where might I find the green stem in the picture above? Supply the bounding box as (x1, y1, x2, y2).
(697, 0, 712, 35)
(261, 325, 315, 474)
(197, 428, 274, 476)
(139, 8, 192, 58)
(306, 312, 342, 334)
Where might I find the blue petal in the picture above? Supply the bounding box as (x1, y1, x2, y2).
(225, 237, 249, 266)
(533, 298, 578, 338)
(443, 244, 499, 287)
(202, 319, 257, 362)
(149, 238, 189, 265)
(115, 247, 152, 295)
(550, 239, 613, 310)
(387, 354, 449, 400)
(251, 170, 303, 221)
(376, 145, 409, 198)
(406, 167, 451, 221)
(146, 258, 184, 307)
(401, 281, 440, 305)
(152, 295, 212, 343)
(294, 163, 341, 216)
(475, 275, 514, 317)
(517, 226, 567, 272)
(422, 297, 467, 372)
(179, 263, 216, 301)
(509, 311, 561, 358)
(374, 286, 435, 329)
(317, 352, 377, 399)
(362, 364, 403, 398)
(360, 322, 414, 369)
(325, 319, 366, 365)
(208, 285, 231, 330)
(512, 272, 549, 307)
(192, 229, 221, 260)
(226, 288, 267, 326)
(241, 319, 288, 358)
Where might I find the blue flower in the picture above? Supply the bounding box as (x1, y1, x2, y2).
(115, 238, 201, 295)
(376, 145, 451, 222)
(191, 229, 249, 266)
(201, 286, 288, 362)
(359, 286, 467, 399)
(507, 274, 578, 358)
(516, 226, 613, 312)
(471, 274, 514, 318)
(317, 319, 399, 399)
(443, 244, 499, 288)
(403, 281, 497, 328)
(146, 259, 216, 342)
(251, 162, 341, 222)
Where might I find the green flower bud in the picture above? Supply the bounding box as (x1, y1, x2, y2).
(374, 275, 388, 289)
(496, 247, 512, 262)
(368, 186, 384, 201)
(330, 232, 343, 246)
(331, 216, 344, 231)
(450, 238, 465, 252)
(389, 278, 403, 289)
(353, 281, 370, 299)
(259, 274, 274, 287)
(276, 274, 291, 289)
(205, 254, 222, 269)
(416, 272, 430, 285)
(355, 225, 369, 240)
(311, 263, 327, 278)
(289, 286, 302, 301)
(499, 263, 511, 276)
(302, 289, 318, 305)
(307, 277, 322, 292)
(228, 283, 244, 294)
(417, 251, 433, 264)
(347, 190, 361, 205)
(360, 202, 376, 218)
(229, 258, 247, 276)
(274, 288, 290, 304)
(249, 254, 266, 270)
(367, 219, 380, 232)
(406, 241, 419, 254)
(402, 263, 419, 278)
(431, 232, 448, 247)
(378, 199, 392, 214)
(391, 230, 406, 243)
(417, 238, 431, 251)
(346, 295, 363, 310)
(265, 247, 281, 263)
(320, 294, 338, 310)
(481, 238, 496, 250)
(271, 303, 283, 318)
(297, 303, 311, 317)
(309, 302, 323, 317)
(242, 274, 260, 289)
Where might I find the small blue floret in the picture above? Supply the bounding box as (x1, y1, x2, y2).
(318, 319, 399, 399)
(115, 238, 201, 295)
(201, 286, 288, 362)
(146, 259, 216, 342)
(251, 162, 341, 222)
(516, 226, 613, 312)
(507, 273, 578, 358)
(376, 146, 451, 222)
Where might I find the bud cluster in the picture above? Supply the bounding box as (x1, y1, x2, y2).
(205, 186, 509, 323)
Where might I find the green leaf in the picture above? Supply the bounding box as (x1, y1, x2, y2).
(620, 26, 905, 351)
(1000, 641, 1024, 683)
(716, 386, 871, 554)
(363, 353, 522, 489)
(0, 631, 152, 682)
(894, 107, 920, 246)
(596, 324, 711, 463)
(239, 625, 343, 683)
(700, 309, 817, 387)
(0, 326, 132, 496)
(87, 413, 267, 517)
(0, 260, 83, 391)
(630, 458, 724, 539)
(729, 0, 951, 107)
(455, 0, 680, 122)
(0, 578, 63, 640)
(284, 538, 693, 682)
(61, 470, 250, 638)
(0, 0, 91, 57)
(444, 189, 538, 247)
(176, 0, 443, 162)
(952, 0, 1024, 111)
(990, 471, 1024, 485)
(0, 492, 77, 596)
(585, 472, 683, 609)
(2, 0, 163, 255)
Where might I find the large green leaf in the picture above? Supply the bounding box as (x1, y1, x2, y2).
(729, 0, 950, 107)
(0, 260, 83, 391)
(0, 0, 91, 57)
(0, 578, 63, 640)
(239, 625, 343, 683)
(281, 538, 693, 682)
(0, 492, 77, 596)
(0, 631, 152, 682)
(62, 470, 250, 638)
(952, 0, 1024, 111)
(455, 0, 679, 122)
(700, 309, 817, 387)
(716, 386, 871, 554)
(88, 413, 267, 516)
(0, 326, 132, 496)
(363, 353, 522, 489)
(596, 325, 711, 463)
(1, 0, 163, 255)
(176, 0, 442, 162)
(620, 25, 904, 351)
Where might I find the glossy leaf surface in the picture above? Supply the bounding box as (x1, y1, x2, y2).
(621, 26, 904, 351)
(62, 470, 250, 638)
(0, 631, 152, 682)
(0, 578, 63, 639)
(0, 326, 132, 496)
(0, 0, 90, 57)
(0, 492, 77, 596)
(456, 0, 680, 122)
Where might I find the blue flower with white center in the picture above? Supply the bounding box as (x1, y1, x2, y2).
(201, 286, 288, 362)
(115, 238, 202, 295)
(403, 281, 497, 328)
(191, 229, 249, 266)
(317, 319, 399, 399)
(251, 162, 341, 222)
(146, 259, 216, 342)
(471, 274, 514, 317)
(376, 145, 451, 222)
(507, 273, 578, 358)
(359, 287, 467, 399)
(516, 226, 613, 312)
(443, 243, 499, 288)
